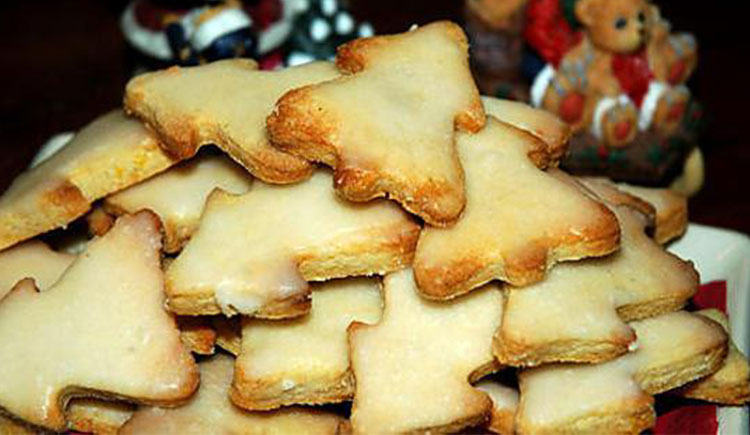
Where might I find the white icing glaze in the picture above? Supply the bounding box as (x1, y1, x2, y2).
(167, 170, 414, 316)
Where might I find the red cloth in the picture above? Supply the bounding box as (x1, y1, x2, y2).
(611, 49, 653, 107)
(524, 0, 582, 67)
(692, 281, 728, 313)
(654, 404, 718, 434)
(652, 281, 728, 435)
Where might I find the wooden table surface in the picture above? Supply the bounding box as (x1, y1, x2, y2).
(0, 1, 747, 234)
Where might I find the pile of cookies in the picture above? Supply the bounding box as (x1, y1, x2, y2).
(0, 21, 747, 434)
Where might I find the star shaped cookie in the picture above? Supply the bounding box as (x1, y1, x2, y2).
(267, 21, 485, 226)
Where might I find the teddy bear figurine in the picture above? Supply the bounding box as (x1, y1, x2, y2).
(515, 0, 704, 194)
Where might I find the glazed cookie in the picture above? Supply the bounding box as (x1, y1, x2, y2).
(0, 240, 74, 299)
(231, 278, 382, 410)
(0, 111, 177, 251)
(177, 316, 217, 356)
(679, 309, 750, 405)
(516, 310, 727, 434)
(414, 118, 619, 299)
(0, 212, 198, 431)
(615, 182, 688, 244)
(166, 170, 419, 317)
(268, 22, 485, 226)
(119, 354, 347, 435)
(349, 268, 503, 433)
(495, 203, 697, 366)
(475, 379, 519, 435)
(125, 60, 339, 183)
(481, 96, 571, 163)
(104, 154, 252, 253)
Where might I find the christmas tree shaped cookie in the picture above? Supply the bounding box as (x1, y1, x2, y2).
(414, 118, 619, 299)
(268, 22, 485, 226)
(125, 60, 339, 183)
(166, 170, 419, 317)
(348, 268, 503, 433)
(0, 212, 198, 431)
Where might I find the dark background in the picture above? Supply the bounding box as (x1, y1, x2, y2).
(0, 1, 747, 233)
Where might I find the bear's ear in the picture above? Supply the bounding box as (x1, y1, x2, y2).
(575, 0, 601, 27)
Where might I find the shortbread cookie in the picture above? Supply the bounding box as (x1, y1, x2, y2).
(573, 176, 656, 224)
(481, 96, 570, 164)
(414, 118, 619, 299)
(0, 240, 136, 433)
(679, 309, 750, 404)
(0, 111, 176, 251)
(86, 205, 115, 236)
(213, 316, 241, 356)
(105, 154, 252, 253)
(0, 212, 198, 431)
(120, 354, 347, 435)
(495, 204, 698, 366)
(615, 183, 688, 244)
(475, 379, 518, 435)
(65, 399, 135, 435)
(267, 21, 485, 226)
(177, 316, 217, 355)
(0, 240, 74, 299)
(166, 170, 419, 317)
(516, 310, 727, 434)
(125, 59, 339, 183)
(576, 177, 688, 245)
(349, 269, 503, 433)
(232, 278, 382, 410)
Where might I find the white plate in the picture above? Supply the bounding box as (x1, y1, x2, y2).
(669, 223, 750, 435)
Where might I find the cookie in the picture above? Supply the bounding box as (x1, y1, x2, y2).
(125, 59, 339, 183)
(495, 203, 698, 366)
(348, 268, 503, 433)
(104, 153, 252, 253)
(231, 278, 382, 410)
(679, 309, 750, 405)
(166, 170, 419, 317)
(213, 316, 241, 356)
(0, 240, 74, 299)
(615, 182, 688, 244)
(414, 118, 619, 299)
(516, 310, 728, 434)
(65, 399, 135, 435)
(0, 212, 198, 431)
(475, 379, 519, 435)
(177, 316, 217, 355)
(481, 96, 571, 164)
(576, 177, 688, 245)
(0, 111, 177, 251)
(267, 21, 485, 226)
(119, 353, 347, 435)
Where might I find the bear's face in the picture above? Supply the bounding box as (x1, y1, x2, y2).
(576, 0, 649, 53)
